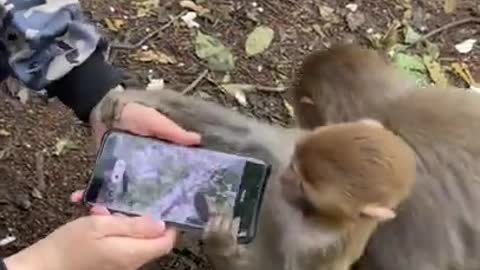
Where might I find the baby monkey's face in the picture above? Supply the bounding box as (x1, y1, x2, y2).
(279, 119, 417, 227)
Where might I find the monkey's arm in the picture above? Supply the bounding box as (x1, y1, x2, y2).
(97, 88, 301, 163)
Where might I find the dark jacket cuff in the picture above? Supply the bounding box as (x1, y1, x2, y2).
(45, 46, 122, 123)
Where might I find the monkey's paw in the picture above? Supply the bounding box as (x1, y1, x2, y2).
(202, 214, 244, 258)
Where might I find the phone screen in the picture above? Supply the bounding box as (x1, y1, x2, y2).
(85, 131, 270, 238)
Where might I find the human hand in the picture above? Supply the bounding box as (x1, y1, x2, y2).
(4, 215, 176, 270)
(90, 96, 201, 147)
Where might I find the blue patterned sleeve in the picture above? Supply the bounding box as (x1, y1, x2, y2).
(0, 0, 123, 122)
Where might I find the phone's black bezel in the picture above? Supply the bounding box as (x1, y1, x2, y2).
(83, 129, 271, 244)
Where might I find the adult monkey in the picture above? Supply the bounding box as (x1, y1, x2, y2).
(94, 44, 480, 270)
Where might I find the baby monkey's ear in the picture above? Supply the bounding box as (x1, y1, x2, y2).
(361, 204, 396, 221)
(357, 119, 384, 129)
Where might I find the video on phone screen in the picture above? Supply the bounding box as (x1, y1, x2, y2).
(92, 132, 246, 228)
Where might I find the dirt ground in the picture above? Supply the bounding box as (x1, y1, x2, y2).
(0, 0, 479, 269)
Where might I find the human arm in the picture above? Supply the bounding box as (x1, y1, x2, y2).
(2, 215, 177, 270)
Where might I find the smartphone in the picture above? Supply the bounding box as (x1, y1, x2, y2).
(84, 130, 271, 244)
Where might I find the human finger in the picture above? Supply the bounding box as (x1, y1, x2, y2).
(144, 109, 201, 146)
(93, 215, 166, 238)
(70, 190, 85, 203)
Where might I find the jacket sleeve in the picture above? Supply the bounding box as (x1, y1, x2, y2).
(0, 0, 122, 122)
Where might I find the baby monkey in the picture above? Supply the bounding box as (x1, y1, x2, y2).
(203, 119, 416, 270)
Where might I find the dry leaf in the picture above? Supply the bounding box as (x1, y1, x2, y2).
(444, 0, 457, 14)
(146, 79, 165, 91)
(220, 84, 253, 106)
(455, 39, 477, 54)
(134, 0, 159, 17)
(451, 62, 480, 89)
(179, 0, 209, 16)
(134, 50, 177, 64)
(381, 20, 402, 49)
(317, 5, 339, 22)
(181, 11, 200, 28)
(104, 18, 126, 32)
(422, 55, 449, 87)
(283, 99, 295, 118)
(0, 129, 10, 137)
(54, 139, 78, 157)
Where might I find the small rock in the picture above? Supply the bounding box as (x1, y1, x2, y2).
(13, 194, 31, 210)
(0, 236, 16, 247)
(346, 12, 366, 31)
(455, 39, 477, 54)
(31, 188, 43, 199)
(346, 3, 358, 12)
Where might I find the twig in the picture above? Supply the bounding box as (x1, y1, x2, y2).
(182, 69, 209, 95)
(110, 11, 187, 50)
(255, 85, 286, 92)
(408, 17, 480, 48)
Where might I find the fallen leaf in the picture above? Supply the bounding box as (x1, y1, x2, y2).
(283, 99, 295, 118)
(444, 0, 457, 14)
(194, 31, 235, 71)
(0, 236, 16, 247)
(133, 50, 177, 64)
(403, 25, 422, 44)
(425, 41, 440, 59)
(0, 129, 10, 137)
(54, 139, 78, 157)
(317, 5, 339, 22)
(392, 52, 430, 87)
(146, 79, 165, 91)
(422, 55, 449, 87)
(220, 84, 249, 106)
(245, 26, 275, 56)
(346, 12, 366, 31)
(134, 0, 159, 17)
(179, 0, 209, 16)
(454, 39, 477, 54)
(31, 188, 43, 199)
(451, 62, 480, 89)
(381, 20, 402, 49)
(181, 11, 200, 28)
(104, 18, 126, 32)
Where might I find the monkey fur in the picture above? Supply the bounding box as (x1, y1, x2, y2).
(288, 44, 480, 270)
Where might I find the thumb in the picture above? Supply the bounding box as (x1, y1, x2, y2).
(93, 215, 167, 238)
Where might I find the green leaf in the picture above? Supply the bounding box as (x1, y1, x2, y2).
(404, 25, 421, 44)
(194, 32, 235, 71)
(422, 55, 449, 87)
(392, 53, 430, 87)
(245, 26, 275, 56)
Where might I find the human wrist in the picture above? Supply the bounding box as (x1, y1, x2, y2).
(46, 45, 123, 123)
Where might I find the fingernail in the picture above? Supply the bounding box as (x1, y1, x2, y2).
(187, 132, 201, 144)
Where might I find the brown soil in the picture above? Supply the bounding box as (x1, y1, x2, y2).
(1, 0, 479, 269)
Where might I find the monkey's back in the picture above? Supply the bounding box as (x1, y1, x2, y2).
(355, 87, 480, 270)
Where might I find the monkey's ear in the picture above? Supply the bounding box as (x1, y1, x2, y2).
(358, 119, 384, 129)
(361, 204, 396, 221)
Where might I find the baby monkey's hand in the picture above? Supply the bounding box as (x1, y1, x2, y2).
(202, 214, 248, 267)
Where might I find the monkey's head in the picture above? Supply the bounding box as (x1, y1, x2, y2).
(289, 44, 414, 128)
(280, 119, 416, 228)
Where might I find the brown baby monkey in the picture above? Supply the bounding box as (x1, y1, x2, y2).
(202, 119, 416, 270)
